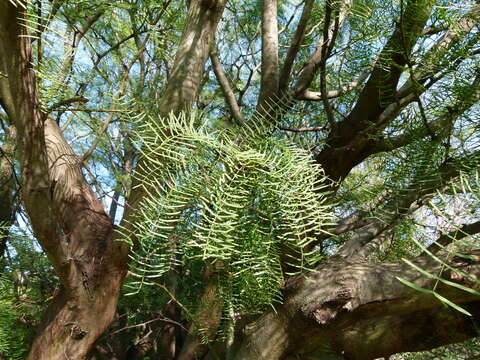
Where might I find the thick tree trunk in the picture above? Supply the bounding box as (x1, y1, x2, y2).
(26, 126, 127, 360)
(0, 4, 129, 359)
(229, 251, 480, 360)
(1, 1, 226, 358)
(28, 272, 124, 359)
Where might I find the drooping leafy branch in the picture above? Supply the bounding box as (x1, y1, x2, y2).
(121, 111, 333, 314)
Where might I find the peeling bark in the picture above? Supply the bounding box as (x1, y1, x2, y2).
(2, 2, 479, 360)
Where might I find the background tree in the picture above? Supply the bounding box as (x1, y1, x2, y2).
(0, 0, 479, 359)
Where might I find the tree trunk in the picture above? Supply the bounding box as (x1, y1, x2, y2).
(0, 4, 129, 359)
(1, 1, 227, 358)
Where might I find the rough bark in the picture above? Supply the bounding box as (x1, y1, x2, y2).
(157, 0, 227, 118)
(2, 2, 479, 360)
(0, 4, 128, 359)
(126, 0, 227, 212)
(121, 1, 227, 358)
(0, 0, 227, 358)
(0, 125, 15, 265)
(230, 251, 480, 360)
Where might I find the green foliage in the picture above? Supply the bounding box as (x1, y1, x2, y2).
(392, 337, 480, 360)
(0, 278, 35, 360)
(397, 168, 480, 315)
(0, 227, 56, 359)
(121, 111, 333, 314)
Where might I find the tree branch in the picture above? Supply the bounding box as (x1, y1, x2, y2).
(314, 0, 435, 182)
(318, 0, 340, 127)
(279, 0, 315, 94)
(210, 45, 244, 125)
(336, 154, 472, 259)
(426, 220, 480, 255)
(257, 0, 280, 112)
(278, 125, 327, 133)
(293, 0, 353, 98)
(370, 72, 480, 155)
(295, 70, 369, 101)
(397, 5, 480, 100)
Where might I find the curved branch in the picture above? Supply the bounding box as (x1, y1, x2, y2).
(397, 5, 480, 100)
(370, 72, 480, 156)
(337, 153, 474, 259)
(295, 70, 369, 101)
(314, 0, 434, 182)
(426, 220, 480, 255)
(293, 0, 353, 97)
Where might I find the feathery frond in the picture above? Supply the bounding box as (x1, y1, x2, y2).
(120, 111, 333, 313)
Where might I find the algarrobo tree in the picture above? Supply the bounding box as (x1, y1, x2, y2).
(0, 0, 479, 359)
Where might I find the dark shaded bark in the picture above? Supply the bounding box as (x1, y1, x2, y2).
(0, 125, 15, 267)
(177, 266, 223, 360)
(229, 250, 480, 360)
(2, 2, 479, 360)
(157, 300, 180, 360)
(337, 154, 468, 260)
(1, 0, 227, 356)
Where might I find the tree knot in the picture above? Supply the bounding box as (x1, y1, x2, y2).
(310, 287, 353, 326)
(64, 322, 88, 340)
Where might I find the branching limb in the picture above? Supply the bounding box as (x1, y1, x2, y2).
(370, 73, 480, 156)
(319, 0, 341, 127)
(397, 5, 480, 100)
(336, 153, 473, 259)
(279, 0, 315, 94)
(425, 220, 480, 255)
(234, 249, 480, 360)
(293, 0, 353, 98)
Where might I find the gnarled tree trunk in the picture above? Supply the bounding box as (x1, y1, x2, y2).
(228, 251, 480, 360)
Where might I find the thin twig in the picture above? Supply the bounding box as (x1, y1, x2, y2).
(279, 125, 327, 133)
(53, 108, 126, 113)
(109, 316, 188, 336)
